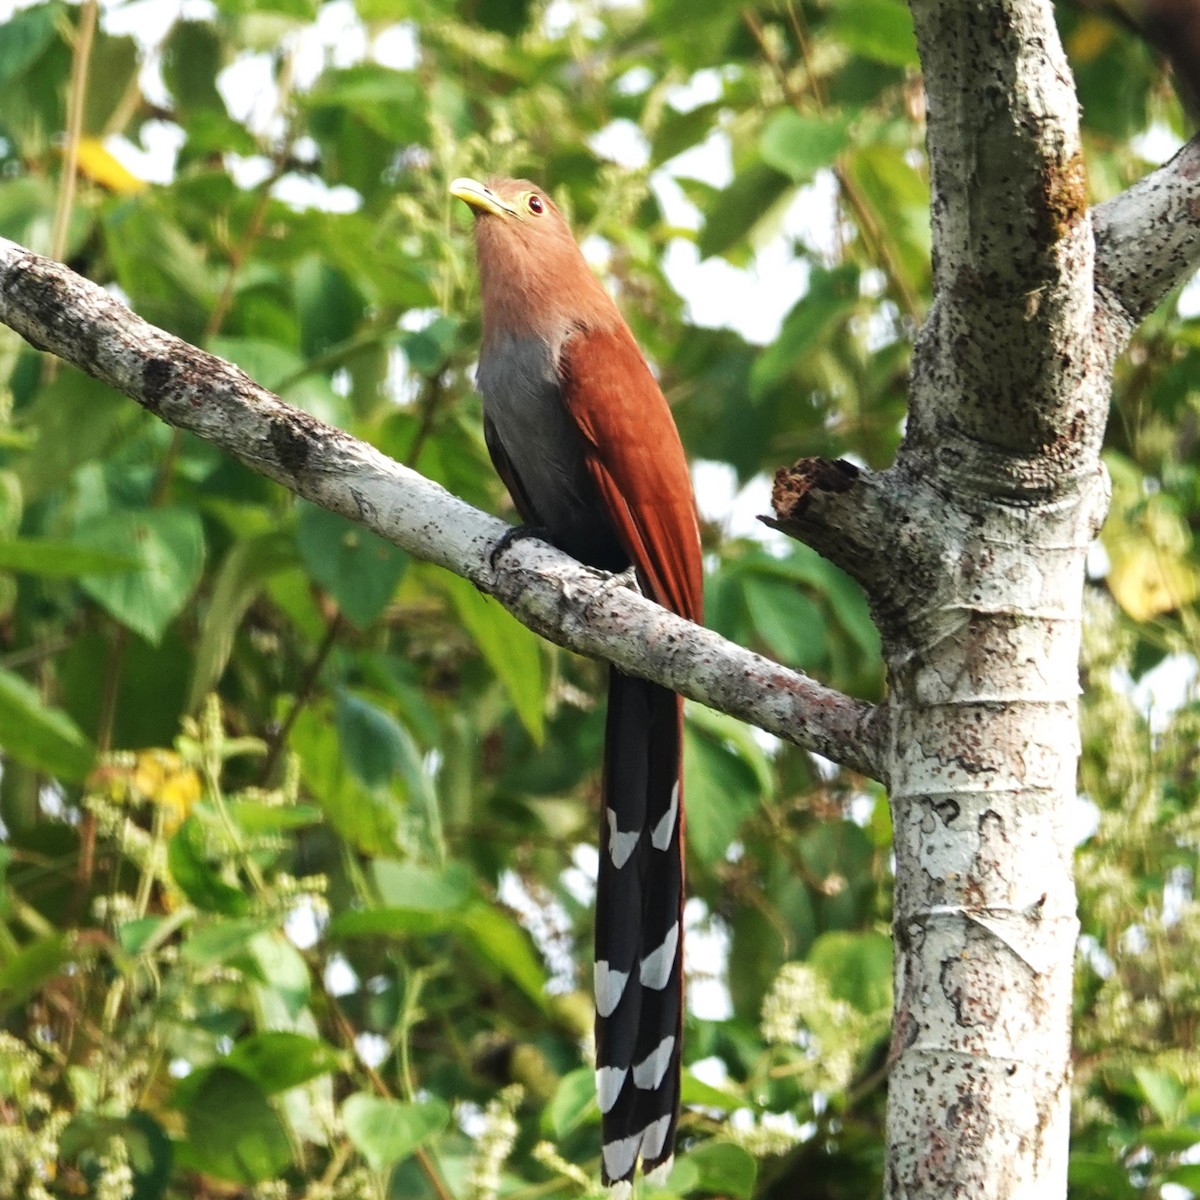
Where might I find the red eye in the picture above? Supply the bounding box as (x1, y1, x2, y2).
(527, 194, 544, 214)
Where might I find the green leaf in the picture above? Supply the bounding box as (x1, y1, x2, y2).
(647, 0, 742, 70)
(842, 143, 930, 302)
(181, 918, 273, 966)
(760, 110, 853, 183)
(103, 200, 215, 339)
(331, 859, 473, 938)
(0, 3, 60, 88)
(683, 712, 765, 866)
(546, 1067, 596, 1137)
(400, 314, 461, 376)
(177, 1067, 292, 1184)
(228, 799, 322, 833)
(296, 501, 408, 628)
(1067, 1153, 1140, 1198)
(59, 628, 191, 750)
(0, 667, 94, 781)
(441, 573, 544, 743)
(0, 933, 69, 1013)
(295, 255, 366, 359)
(168, 818, 251, 916)
(116, 916, 172, 955)
(161, 20, 225, 113)
(680, 1069, 745, 1110)
(341, 1094, 449, 1170)
(225, 1032, 343, 1094)
(335, 691, 425, 792)
(0, 537, 138, 577)
(1133, 1065, 1185, 1124)
(373, 859, 473, 912)
(742, 576, 827, 669)
(247, 931, 311, 1019)
(329, 907, 454, 938)
(77, 508, 205, 645)
(698, 160, 792, 261)
(209, 336, 306, 392)
(187, 531, 295, 711)
(292, 705, 402, 856)
(809, 930, 893, 1015)
(305, 65, 431, 144)
(1166, 1164, 1200, 1190)
(656, 1157, 698, 1195)
(827, 0, 918, 67)
(83, 31, 140, 135)
(0, 176, 63, 254)
(681, 1142, 757, 1198)
(458, 901, 548, 1005)
(751, 265, 860, 396)
(16, 369, 139, 503)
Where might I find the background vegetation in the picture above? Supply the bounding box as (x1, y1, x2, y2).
(0, 0, 1196, 1195)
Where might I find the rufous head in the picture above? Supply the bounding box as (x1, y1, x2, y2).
(450, 176, 616, 341)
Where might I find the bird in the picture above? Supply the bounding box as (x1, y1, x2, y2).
(451, 176, 704, 1187)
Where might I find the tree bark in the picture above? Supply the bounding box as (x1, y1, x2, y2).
(885, 2, 1095, 1193)
(766, 2, 1200, 1195)
(1, 7, 1200, 1187)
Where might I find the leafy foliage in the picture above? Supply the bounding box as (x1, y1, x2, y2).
(0, 0, 1194, 1196)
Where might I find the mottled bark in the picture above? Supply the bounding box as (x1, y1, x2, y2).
(767, 4, 1200, 1198)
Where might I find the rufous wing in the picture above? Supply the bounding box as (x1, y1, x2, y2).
(558, 326, 703, 625)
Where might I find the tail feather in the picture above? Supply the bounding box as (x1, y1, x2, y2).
(594, 668, 685, 1185)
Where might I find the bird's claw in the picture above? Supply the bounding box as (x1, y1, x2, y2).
(607, 564, 642, 594)
(489, 523, 550, 570)
(592, 563, 642, 601)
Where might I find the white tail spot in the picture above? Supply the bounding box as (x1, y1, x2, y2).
(639, 922, 679, 990)
(602, 1132, 641, 1183)
(644, 1155, 675, 1187)
(606, 809, 639, 869)
(650, 782, 680, 851)
(632, 1035, 675, 1090)
(594, 961, 629, 1018)
(596, 1065, 628, 1113)
(640, 1113, 673, 1162)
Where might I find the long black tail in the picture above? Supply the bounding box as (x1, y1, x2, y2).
(593, 668, 684, 1186)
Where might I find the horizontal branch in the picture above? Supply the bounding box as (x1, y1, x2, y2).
(1093, 132, 1200, 334)
(0, 236, 885, 782)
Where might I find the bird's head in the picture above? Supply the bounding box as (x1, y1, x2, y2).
(450, 176, 614, 339)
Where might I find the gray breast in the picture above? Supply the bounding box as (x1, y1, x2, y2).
(477, 332, 625, 570)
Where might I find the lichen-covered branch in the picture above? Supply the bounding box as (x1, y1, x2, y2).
(0, 235, 884, 781)
(1093, 132, 1200, 335)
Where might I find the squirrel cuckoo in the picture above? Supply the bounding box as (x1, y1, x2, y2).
(451, 177, 703, 1186)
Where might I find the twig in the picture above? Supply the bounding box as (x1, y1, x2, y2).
(49, 0, 98, 266)
(261, 612, 345, 783)
(326, 990, 455, 1200)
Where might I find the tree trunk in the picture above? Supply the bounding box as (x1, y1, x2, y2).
(769, 1, 1200, 1195)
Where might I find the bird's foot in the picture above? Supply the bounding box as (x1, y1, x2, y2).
(606, 564, 642, 594)
(578, 564, 642, 616)
(489, 523, 551, 570)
